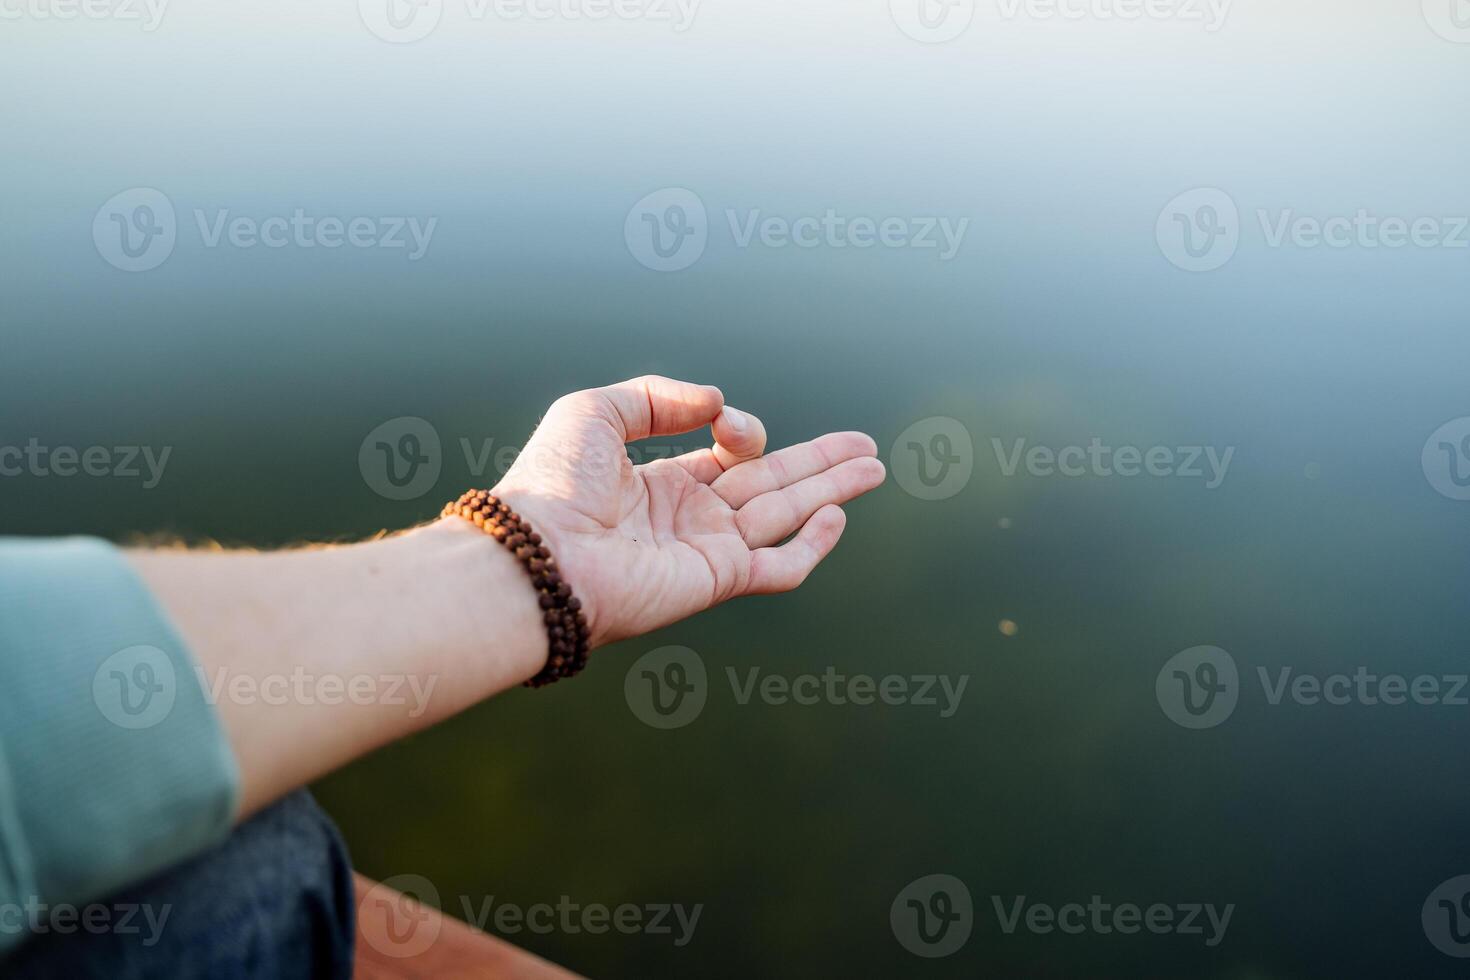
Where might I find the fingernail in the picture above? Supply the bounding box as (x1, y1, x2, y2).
(721, 406, 747, 433)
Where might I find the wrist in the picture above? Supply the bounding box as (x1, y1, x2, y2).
(442, 489, 593, 685)
(400, 518, 549, 691)
(487, 484, 606, 652)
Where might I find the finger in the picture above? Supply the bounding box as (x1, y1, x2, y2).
(586, 376, 725, 443)
(711, 406, 767, 470)
(735, 456, 885, 549)
(745, 504, 847, 595)
(672, 405, 768, 483)
(711, 431, 878, 509)
(673, 405, 770, 484)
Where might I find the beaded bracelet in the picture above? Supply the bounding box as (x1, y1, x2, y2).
(443, 489, 590, 688)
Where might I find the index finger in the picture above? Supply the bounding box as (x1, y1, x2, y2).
(589, 375, 725, 443)
(671, 405, 768, 483)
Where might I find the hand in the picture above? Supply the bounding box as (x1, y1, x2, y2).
(485, 376, 886, 648)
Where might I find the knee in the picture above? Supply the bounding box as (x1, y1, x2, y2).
(3, 790, 356, 980)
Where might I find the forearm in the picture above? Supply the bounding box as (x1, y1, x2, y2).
(0, 376, 874, 939)
(128, 517, 547, 820)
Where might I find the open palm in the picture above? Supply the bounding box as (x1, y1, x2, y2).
(489, 376, 885, 648)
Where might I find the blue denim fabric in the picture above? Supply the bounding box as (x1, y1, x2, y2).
(1, 791, 354, 979)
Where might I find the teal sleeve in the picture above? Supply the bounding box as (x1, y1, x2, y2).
(0, 537, 240, 953)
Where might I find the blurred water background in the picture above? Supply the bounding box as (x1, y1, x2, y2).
(4, 1, 1470, 975)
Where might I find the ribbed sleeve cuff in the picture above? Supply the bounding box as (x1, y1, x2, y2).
(0, 537, 240, 948)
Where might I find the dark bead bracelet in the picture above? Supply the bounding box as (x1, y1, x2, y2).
(443, 489, 591, 688)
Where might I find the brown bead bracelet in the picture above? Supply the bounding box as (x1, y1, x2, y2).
(443, 489, 591, 688)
